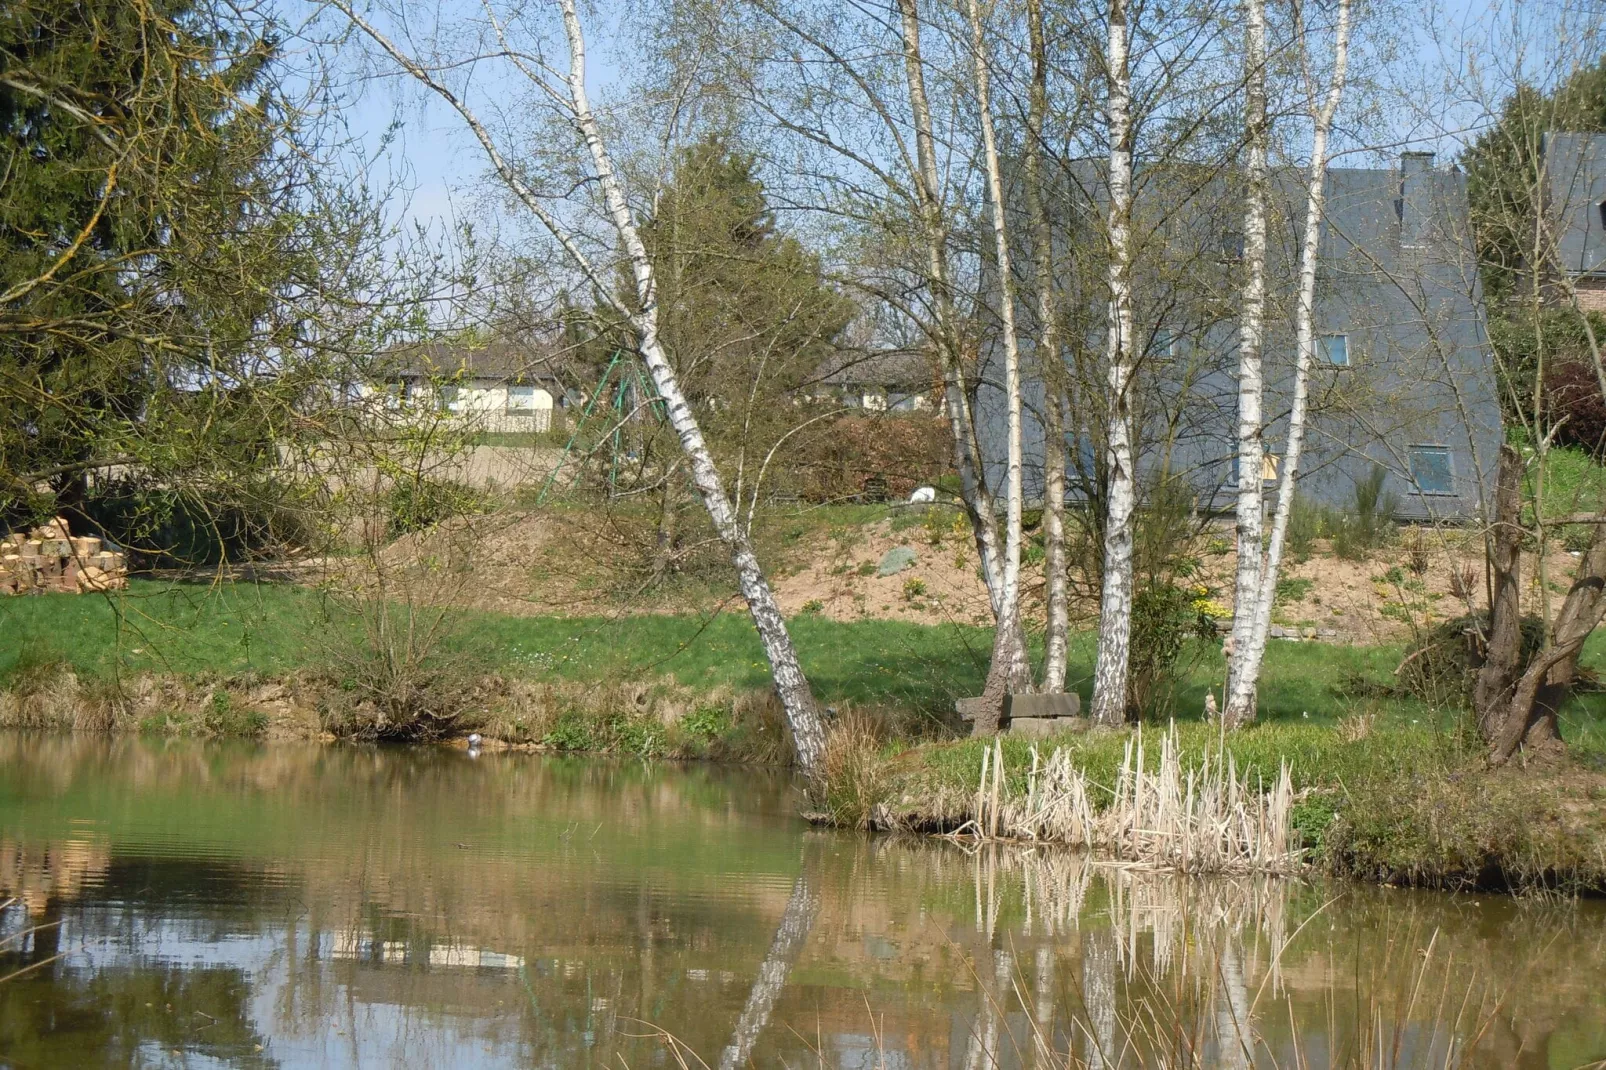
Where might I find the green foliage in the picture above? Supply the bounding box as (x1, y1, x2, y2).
(385, 477, 488, 538)
(1275, 577, 1315, 605)
(1330, 465, 1396, 561)
(1464, 60, 1606, 308)
(1127, 571, 1215, 721)
(0, 0, 401, 534)
(1286, 495, 1324, 562)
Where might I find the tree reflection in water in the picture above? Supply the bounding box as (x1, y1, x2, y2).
(0, 737, 1603, 1067)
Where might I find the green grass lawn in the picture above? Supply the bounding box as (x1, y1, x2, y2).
(4, 577, 1604, 756)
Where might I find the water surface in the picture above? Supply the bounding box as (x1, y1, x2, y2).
(1, 734, 1603, 1068)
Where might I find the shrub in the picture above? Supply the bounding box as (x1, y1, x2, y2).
(386, 477, 488, 538)
(1396, 612, 1545, 708)
(1286, 494, 1326, 562)
(1332, 465, 1397, 561)
(1128, 575, 1214, 721)
(81, 478, 318, 566)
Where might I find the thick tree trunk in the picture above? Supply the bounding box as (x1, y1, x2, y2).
(1223, 0, 1269, 727)
(897, 0, 1029, 734)
(1487, 520, 1606, 763)
(1026, 0, 1070, 694)
(1091, 0, 1137, 726)
(1231, 0, 1351, 728)
(1474, 445, 1524, 739)
(559, 0, 827, 778)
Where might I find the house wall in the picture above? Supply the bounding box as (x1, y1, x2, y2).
(406, 378, 556, 433)
(974, 160, 1503, 522)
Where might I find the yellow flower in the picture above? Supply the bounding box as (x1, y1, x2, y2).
(1193, 597, 1231, 620)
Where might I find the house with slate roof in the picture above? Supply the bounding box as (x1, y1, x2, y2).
(1546, 132, 1606, 313)
(974, 151, 1504, 520)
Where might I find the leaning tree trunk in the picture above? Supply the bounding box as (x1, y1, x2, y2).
(335, 0, 830, 781)
(1223, 0, 1269, 727)
(1090, 0, 1137, 726)
(1026, 0, 1071, 694)
(1231, 0, 1351, 727)
(897, 0, 1029, 734)
(558, 0, 827, 778)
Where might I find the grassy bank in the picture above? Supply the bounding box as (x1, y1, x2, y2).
(4, 579, 1606, 892)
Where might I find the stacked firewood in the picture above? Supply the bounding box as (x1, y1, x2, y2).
(0, 518, 128, 595)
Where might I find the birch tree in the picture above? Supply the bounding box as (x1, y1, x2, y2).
(1223, 0, 1271, 727)
(1025, 0, 1072, 694)
(892, 0, 1031, 731)
(1090, 0, 1139, 727)
(1227, 0, 1353, 725)
(966, 0, 1031, 721)
(329, 0, 828, 779)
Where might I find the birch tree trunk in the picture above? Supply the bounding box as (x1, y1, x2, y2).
(335, 0, 829, 780)
(1223, 0, 1270, 727)
(896, 0, 1030, 733)
(1090, 0, 1138, 726)
(1232, 0, 1352, 726)
(968, 0, 1032, 723)
(1026, 0, 1071, 694)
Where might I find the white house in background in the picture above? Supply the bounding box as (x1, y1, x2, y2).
(814, 349, 939, 413)
(376, 340, 584, 433)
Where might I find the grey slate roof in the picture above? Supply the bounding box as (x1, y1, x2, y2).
(382, 339, 578, 384)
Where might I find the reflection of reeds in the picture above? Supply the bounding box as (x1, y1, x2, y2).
(965, 725, 1298, 875)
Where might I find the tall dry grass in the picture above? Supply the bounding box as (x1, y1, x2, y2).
(965, 723, 1299, 875)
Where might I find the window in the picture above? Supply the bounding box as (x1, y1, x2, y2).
(1599, 200, 1606, 229)
(1320, 333, 1350, 367)
(507, 384, 537, 410)
(1407, 446, 1454, 495)
(436, 383, 459, 412)
(1229, 452, 1279, 485)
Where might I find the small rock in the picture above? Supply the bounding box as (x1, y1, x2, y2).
(1269, 625, 1285, 639)
(877, 546, 918, 576)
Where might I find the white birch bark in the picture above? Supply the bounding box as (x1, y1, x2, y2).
(1026, 0, 1071, 693)
(335, 0, 829, 778)
(1224, 0, 1270, 727)
(1090, 0, 1137, 726)
(968, 0, 1031, 711)
(896, 0, 1030, 732)
(1233, 0, 1353, 722)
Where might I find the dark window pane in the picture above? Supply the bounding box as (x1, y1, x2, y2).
(1408, 447, 1453, 494)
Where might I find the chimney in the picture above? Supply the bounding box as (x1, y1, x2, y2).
(1399, 151, 1435, 247)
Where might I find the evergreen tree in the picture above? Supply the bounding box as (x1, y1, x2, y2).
(0, 0, 392, 549)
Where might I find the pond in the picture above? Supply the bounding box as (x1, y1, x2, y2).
(0, 734, 1603, 1069)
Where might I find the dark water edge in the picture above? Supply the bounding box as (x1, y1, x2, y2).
(1, 732, 1604, 1069)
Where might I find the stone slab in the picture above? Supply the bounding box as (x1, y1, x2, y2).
(1003, 692, 1082, 720)
(1007, 715, 1091, 740)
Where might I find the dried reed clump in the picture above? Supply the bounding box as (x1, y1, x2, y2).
(817, 707, 895, 829)
(968, 724, 1299, 875)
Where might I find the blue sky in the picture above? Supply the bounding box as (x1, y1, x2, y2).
(323, 0, 1519, 242)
